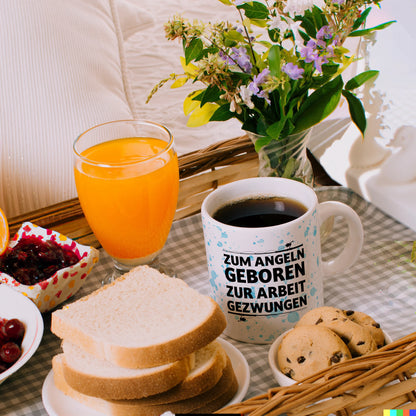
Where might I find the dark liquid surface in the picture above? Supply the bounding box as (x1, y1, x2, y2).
(213, 196, 307, 228)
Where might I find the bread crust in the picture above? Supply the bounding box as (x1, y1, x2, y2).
(53, 355, 238, 416)
(60, 352, 193, 400)
(135, 340, 227, 404)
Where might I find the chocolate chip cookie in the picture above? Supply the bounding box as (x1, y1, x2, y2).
(296, 306, 347, 326)
(296, 306, 378, 357)
(344, 309, 385, 348)
(277, 325, 352, 381)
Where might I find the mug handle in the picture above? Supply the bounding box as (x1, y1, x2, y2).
(318, 201, 364, 276)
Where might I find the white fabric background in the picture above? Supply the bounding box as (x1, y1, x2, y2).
(0, 0, 243, 219)
(0, 0, 138, 217)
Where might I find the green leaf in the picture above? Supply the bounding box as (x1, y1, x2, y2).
(253, 135, 273, 152)
(345, 70, 379, 90)
(194, 85, 222, 106)
(248, 18, 268, 28)
(237, 1, 269, 20)
(197, 46, 219, 60)
(299, 15, 316, 38)
(293, 75, 343, 133)
(267, 45, 281, 77)
(217, 0, 233, 4)
(224, 29, 246, 43)
(349, 20, 396, 37)
(184, 38, 203, 65)
(311, 5, 327, 28)
(298, 29, 310, 43)
(210, 103, 234, 122)
(352, 7, 372, 30)
(342, 90, 366, 136)
(266, 119, 285, 140)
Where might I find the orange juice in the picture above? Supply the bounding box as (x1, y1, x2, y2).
(74, 137, 179, 264)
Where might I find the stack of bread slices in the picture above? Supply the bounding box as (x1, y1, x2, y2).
(50, 266, 238, 415)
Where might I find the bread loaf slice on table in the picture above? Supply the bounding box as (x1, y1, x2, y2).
(60, 339, 227, 401)
(52, 355, 238, 416)
(51, 266, 226, 368)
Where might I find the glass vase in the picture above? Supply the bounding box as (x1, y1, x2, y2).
(247, 128, 314, 187)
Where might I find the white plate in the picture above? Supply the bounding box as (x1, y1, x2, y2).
(42, 338, 250, 416)
(0, 284, 44, 384)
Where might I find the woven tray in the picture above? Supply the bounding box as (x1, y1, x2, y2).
(218, 332, 416, 415)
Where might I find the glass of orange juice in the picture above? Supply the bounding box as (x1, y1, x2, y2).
(73, 120, 179, 280)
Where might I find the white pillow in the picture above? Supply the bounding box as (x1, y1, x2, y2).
(0, 0, 138, 217)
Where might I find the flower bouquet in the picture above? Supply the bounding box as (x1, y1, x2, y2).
(148, 0, 394, 182)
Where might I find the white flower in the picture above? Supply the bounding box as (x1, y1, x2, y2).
(283, 0, 314, 17)
(268, 16, 289, 32)
(282, 38, 294, 51)
(239, 85, 255, 109)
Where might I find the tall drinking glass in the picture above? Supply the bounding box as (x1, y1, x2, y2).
(73, 120, 179, 282)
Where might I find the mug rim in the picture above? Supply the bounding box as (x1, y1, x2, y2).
(201, 177, 318, 230)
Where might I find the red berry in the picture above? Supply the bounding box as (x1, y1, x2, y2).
(2, 319, 25, 342)
(0, 342, 21, 363)
(0, 235, 80, 285)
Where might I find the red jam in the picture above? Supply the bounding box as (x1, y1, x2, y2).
(0, 317, 25, 373)
(0, 235, 80, 285)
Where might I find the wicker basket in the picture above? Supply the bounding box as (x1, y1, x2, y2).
(175, 134, 258, 220)
(218, 332, 416, 416)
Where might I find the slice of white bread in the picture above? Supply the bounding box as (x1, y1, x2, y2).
(51, 266, 226, 368)
(60, 339, 227, 401)
(59, 341, 193, 400)
(135, 340, 227, 404)
(52, 355, 238, 416)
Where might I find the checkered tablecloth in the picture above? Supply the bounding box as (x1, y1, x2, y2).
(2, 187, 416, 416)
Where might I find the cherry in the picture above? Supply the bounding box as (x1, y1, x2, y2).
(0, 342, 21, 364)
(2, 319, 25, 342)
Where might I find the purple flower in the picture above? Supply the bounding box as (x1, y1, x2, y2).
(313, 55, 329, 73)
(253, 68, 270, 85)
(300, 40, 318, 63)
(229, 47, 253, 73)
(317, 25, 333, 40)
(247, 69, 271, 103)
(282, 62, 304, 80)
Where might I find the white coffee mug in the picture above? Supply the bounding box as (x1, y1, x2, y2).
(201, 177, 364, 344)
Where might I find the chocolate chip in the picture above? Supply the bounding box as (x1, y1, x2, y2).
(297, 356, 306, 364)
(345, 310, 354, 316)
(330, 352, 343, 363)
(373, 322, 380, 328)
(357, 341, 365, 346)
(315, 318, 323, 324)
(285, 369, 295, 379)
(286, 357, 291, 363)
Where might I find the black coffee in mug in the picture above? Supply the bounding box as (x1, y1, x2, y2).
(213, 196, 307, 228)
